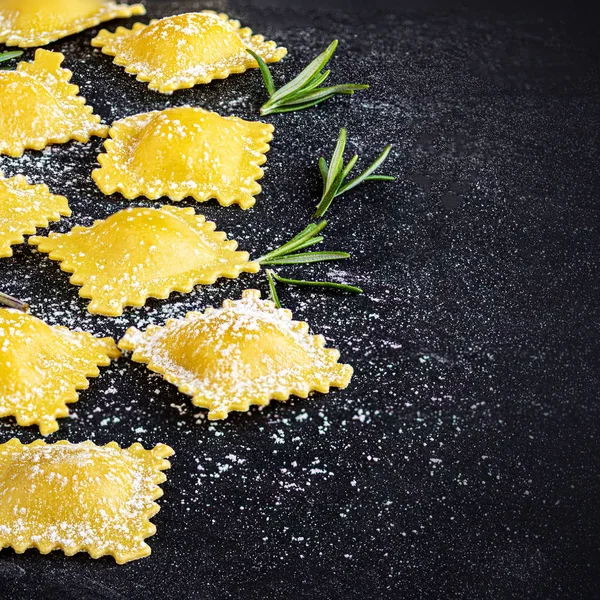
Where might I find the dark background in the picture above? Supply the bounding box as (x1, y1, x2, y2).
(0, 0, 599, 598)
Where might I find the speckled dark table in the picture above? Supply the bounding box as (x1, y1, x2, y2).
(1, 1, 599, 598)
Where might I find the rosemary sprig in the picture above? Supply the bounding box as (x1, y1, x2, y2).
(267, 270, 363, 301)
(314, 128, 395, 217)
(261, 221, 362, 304)
(248, 41, 369, 116)
(0, 291, 29, 312)
(257, 220, 350, 266)
(0, 51, 23, 68)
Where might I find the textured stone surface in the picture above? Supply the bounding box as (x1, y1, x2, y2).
(0, 0, 598, 598)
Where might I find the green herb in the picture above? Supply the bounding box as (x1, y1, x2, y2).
(266, 269, 282, 308)
(248, 41, 369, 116)
(257, 220, 350, 266)
(268, 270, 363, 297)
(261, 222, 362, 304)
(0, 291, 29, 312)
(0, 51, 23, 68)
(314, 128, 395, 217)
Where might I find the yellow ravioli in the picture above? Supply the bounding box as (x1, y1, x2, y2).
(0, 309, 119, 435)
(91, 10, 287, 93)
(29, 205, 260, 317)
(92, 106, 273, 209)
(0, 439, 173, 564)
(0, 0, 146, 47)
(119, 289, 353, 420)
(0, 172, 71, 258)
(0, 49, 108, 158)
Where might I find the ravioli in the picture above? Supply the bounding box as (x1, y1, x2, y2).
(119, 289, 353, 420)
(0, 49, 108, 158)
(91, 10, 287, 93)
(0, 0, 145, 47)
(0, 172, 71, 258)
(29, 206, 260, 317)
(0, 439, 173, 564)
(92, 107, 273, 209)
(0, 309, 119, 435)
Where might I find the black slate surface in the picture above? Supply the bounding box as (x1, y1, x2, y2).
(0, 1, 599, 599)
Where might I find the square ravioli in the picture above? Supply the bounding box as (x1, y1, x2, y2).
(29, 205, 260, 316)
(0, 49, 108, 158)
(0, 439, 173, 564)
(91, 10, 286, 93)
(119, 289, 354, 420)
(0, 0, 146, 47)
(92, 106, 273, 209)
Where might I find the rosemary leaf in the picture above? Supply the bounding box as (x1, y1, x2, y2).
(266, 270, 282, 308)
(0, 51, 23, 69)
(247, 49, 275, 96)
(288, 221, 324, 245)
(288, 222, 317, 241)
(0, 291, 29, 312)
(261, 98, 338, 115)
(271, 272, 363, 295)
(287, 236, 325, 253)
(0, 51, 23, 64)
(363, 175, 396, 183)
(304, 69, 331, 91)
(318, 167, 348, 219)
(318, 157, 329, 182)
(340, 154, 359, 180)
(337, 144, 394, 195)
(326, 127, 347, 193)
(260, 251, 350, 266)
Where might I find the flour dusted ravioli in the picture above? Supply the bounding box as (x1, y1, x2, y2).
(0, 49, 108, 158)
(0, 172, 71, 258)
(119, 289, 353, 420)
(91, 10, 286, 93)
(0, 439, 173, 564)
(29, 205, 259, 316)
(0, 0, 145, 47)
(0, 309, 119, 434)
(92, 107, 273, 209)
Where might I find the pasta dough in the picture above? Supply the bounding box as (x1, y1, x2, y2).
(0, 0, 145, 47)
(0, 172, 71, 258)
(91, 10, 286, 93)
(0, 439, 173, 564)
(119, 289, 353, 420)
(29, 206, 260, 316)
(0, 49, 108, 157)
(92, 106, 273, 209)
(0, 309, 119, 434)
